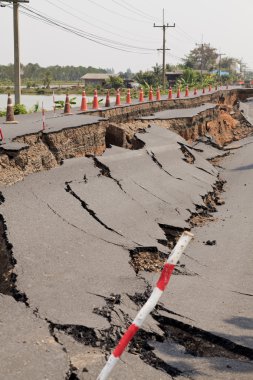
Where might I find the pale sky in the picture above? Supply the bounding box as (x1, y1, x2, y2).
(0, 0, 252, 73)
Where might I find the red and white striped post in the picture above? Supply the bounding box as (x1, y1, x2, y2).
(97, 231, 193, 380)
(42, 102, 46, 131)
(53, 91, 56, 117)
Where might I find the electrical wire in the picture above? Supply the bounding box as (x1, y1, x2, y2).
(110, 0, 154, 22)
(86, 0, 151, 24)
(53, 0, 159, 43)
(18, 4, 156, 53)
(49, 0, 196, 48)
(44, 0, 159, 45)
(120, 0, 161, 23)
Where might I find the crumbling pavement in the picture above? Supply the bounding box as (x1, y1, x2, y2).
(1, 101, 253, 378)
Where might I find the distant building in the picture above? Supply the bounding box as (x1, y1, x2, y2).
(124, 79, 140, 88)
(165, 71, 183, 86)
(80, 73, 111, 86)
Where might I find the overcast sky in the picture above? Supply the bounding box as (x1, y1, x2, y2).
(0, 0, 252, 73)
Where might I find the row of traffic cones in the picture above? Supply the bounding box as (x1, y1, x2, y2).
(1, 83, 229, 123)
(79, 87, 163, 111)
(78, 84, 223, 111)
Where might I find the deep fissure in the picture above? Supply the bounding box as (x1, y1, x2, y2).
(65, 181, 124, 237)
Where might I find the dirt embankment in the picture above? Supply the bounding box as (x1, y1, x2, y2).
(107, 107, 252, 150)
(0, 121, 107, 185)
(1, 90, 253, 186)
(180, 106, 252, 145)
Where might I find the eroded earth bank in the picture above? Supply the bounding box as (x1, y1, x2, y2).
(0, 89, 253, 379)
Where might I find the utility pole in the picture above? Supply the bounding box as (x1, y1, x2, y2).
(154, 9, 175, 90)
(196, 42, 210, 84)
(1, 0, 29, 105)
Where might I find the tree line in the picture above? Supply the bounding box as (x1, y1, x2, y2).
(0, 44, 249, 89)
(0, 63, 109, 83)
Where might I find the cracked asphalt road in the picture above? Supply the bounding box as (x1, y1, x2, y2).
(0, 121, 253, 379)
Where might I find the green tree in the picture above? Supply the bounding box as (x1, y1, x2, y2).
(43, 71, 52, 88)
(105, 75, 124, 89)
(184, 44, 218, 71)
(134, 64, 163, 88)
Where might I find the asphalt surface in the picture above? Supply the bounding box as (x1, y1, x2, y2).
(140, 103, 216, 120)
(0, 111, 104, 142)
(0, 95, 253, 379)
(0, 124, 219, 379)
(143, 135, 253, 378)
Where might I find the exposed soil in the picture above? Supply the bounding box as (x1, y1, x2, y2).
(188, 178, 226, 228)
(130, 249, 166, 273)
(0, 121, 107, 186)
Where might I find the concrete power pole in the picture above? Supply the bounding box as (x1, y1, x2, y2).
(154, 9, 175, 90)
(1, 0, 29, 105)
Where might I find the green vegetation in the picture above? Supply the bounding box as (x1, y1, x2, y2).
(13, 104, 27, 115)
(0, 63, 108, 83)
(0, 46, 245, 100)
(54, 97, 77, 109)
(105, 75, 124, 89)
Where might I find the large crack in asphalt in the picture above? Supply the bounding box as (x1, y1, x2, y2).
(93, 156, 126, 193)
(30, 189, 128, 249)
(0, 193, 29, 305)
(146, 149, 183, 180)
(49, 287, 253, 379)
(187, 177, 226, 228)
(178, 142, 196, 164)
(153, 313, 253, 361)
(65, 181, 124, 237)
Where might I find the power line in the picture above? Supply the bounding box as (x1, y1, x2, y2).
(18, 4, 156, 53)
(53, 0, 159, 43)
(86, 0, 151, 24)
(44, 0, 158, 45)
(122, 0, 161, 23)
(110, 0, 154, 22)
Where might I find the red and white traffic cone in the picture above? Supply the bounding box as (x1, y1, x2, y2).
(115, 89, 121, 106)
(168, 86, 173, 99)
(0, 127, 5, 144)
(64, 94, 72, 114)
(193, 88, 197, 95)
(92, 89, 99, 109)
(126, 89, 131, 104)
(176, 87, 181, 98)
(139, 87, 144, 102)
(185, 85, 189, 97)
(156, 87, 161, 101)
(4, 94, 18, 124)
(80, 90, 88, 111)
(149, 87, 153, 101)
(105, 90, 111, 107)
